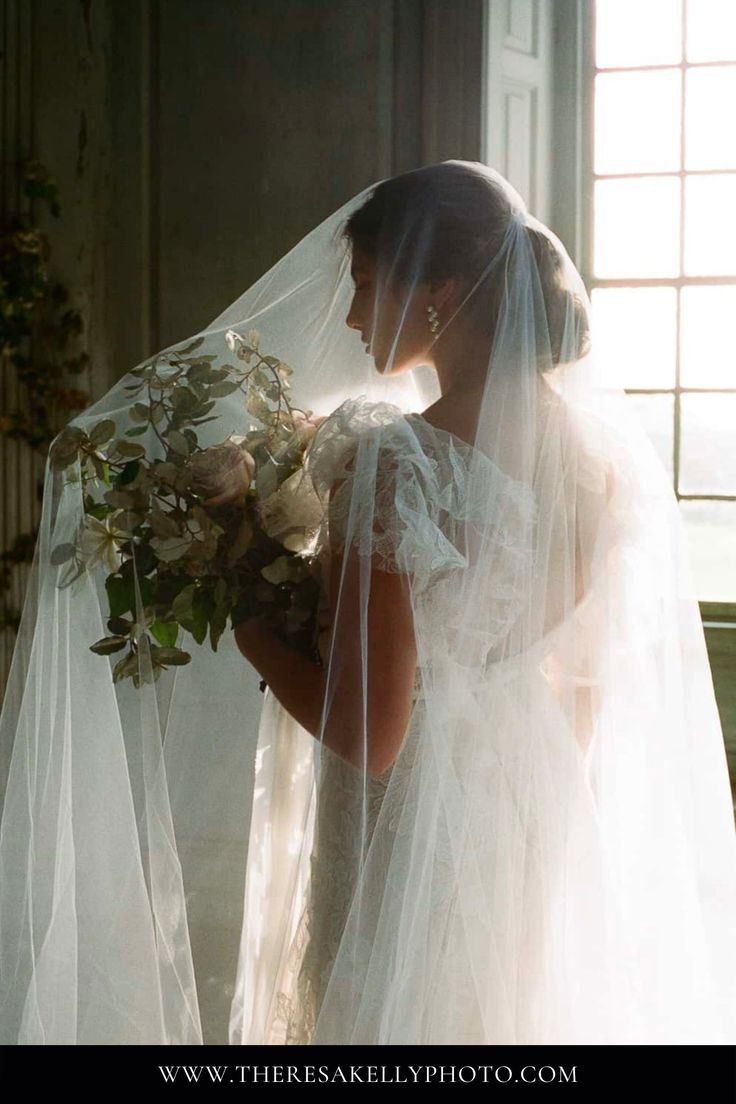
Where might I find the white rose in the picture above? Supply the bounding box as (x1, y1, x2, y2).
(258, 467, 325, 553)
(185, 436, 256, 507)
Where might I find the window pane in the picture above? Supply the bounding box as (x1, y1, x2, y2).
(626, 393, 675, 480)
(680, 500, 736, 601)
(594, 177, 681, 278)
(686, 0, 736, 63)
(680, 285, 736, 387)
(596, 0, 682, 68)
(680, 393, 736, 493)
(591, 287, 676, 388)
(684, 174, 736, 276)
(685, 67, 736, 170)
(594, 70, 681, 175)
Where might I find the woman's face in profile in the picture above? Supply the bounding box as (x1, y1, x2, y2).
(346, 245, 435, 376)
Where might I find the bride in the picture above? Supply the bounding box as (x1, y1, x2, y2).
(1, 161, 735, 1045)
(228, 162, 736, 1045)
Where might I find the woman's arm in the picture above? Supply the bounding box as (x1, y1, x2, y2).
(233, 616, 327, 738)
(323, 544, 418, 778)
(235, 446, 418, 777)
(234, 547, 418, 780)
(316, 451, 418, 777)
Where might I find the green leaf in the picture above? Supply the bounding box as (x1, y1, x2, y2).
(49, 430, 84, 469)
(150, 646, 191, 666)
(190, 589, 211, 646)
(90, 635, 129, 655)
(150, 619, 179, 647)
(107, 615, 132, 635)
(150, 534, 191, 562)
(152, 461, 180, 485)
(171, 387, 199, 412)
(148, 508, 181, 539)
(138, 575, 155, 605)
(208, 380, 242, 397)
(89, 419, 116, 446)
(106, 573, 134, 618)
(114, 440, 146, 459)
(172, 584, 196, 624)
(246, 390, 273, 424)
(112, 651, 139, 682)
(209, 577, 231, 652)
(50, 542, 76, 565)
(167, 429, 190, 455)
(195, 400, 217, 416)
(206, 368, 233, 383)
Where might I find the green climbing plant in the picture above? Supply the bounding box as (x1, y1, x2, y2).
(0, 157, 91, 636)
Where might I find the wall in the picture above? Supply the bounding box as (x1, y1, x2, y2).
(0, 0, 485, 1042)
(0, 0, 485, 693)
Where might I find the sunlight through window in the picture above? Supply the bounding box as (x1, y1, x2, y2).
(592, 0, 736, 601)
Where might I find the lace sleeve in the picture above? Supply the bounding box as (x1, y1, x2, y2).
(305, 399, 466, 583)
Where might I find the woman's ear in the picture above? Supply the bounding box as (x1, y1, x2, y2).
(429, 275, 460, 313)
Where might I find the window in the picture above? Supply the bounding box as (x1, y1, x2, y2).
(589, 0, 736, 604)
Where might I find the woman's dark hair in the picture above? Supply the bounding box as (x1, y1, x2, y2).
(342, 162, 590, 370)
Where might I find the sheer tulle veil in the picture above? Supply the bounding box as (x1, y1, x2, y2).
(1, 160, 735, 1044)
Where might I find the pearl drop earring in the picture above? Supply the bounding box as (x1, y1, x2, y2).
(426, 303, 440, 336)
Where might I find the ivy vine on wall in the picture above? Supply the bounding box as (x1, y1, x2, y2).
(0, 158, 91, 636)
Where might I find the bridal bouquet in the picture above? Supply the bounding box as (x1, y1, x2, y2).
(48, 328, 331, 688)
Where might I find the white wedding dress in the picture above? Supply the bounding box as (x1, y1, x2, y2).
(230, 394, 736, 1045)
(4, 160, 734, 1047)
